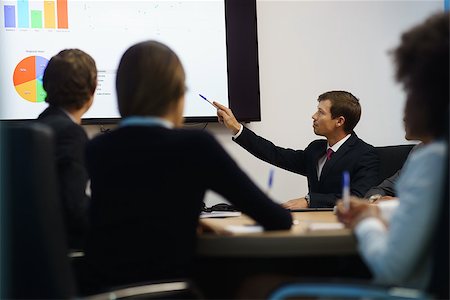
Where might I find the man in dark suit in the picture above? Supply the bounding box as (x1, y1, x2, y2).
(214, 91, 379, 208)
(37, 49, 97, 249)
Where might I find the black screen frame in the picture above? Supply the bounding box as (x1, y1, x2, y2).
(81, 0, 260, 125)
(224, 0, 261, 123)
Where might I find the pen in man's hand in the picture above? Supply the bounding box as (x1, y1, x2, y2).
(199, 94, 217, 109)
(342, 171, 350, 211)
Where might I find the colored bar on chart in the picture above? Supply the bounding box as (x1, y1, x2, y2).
(44, 1, 56, 28)
(4, 5, 16, 28)
(31, 10, 43, 28)
(57, 0, 68, 29)
(17, 0, 29, 28)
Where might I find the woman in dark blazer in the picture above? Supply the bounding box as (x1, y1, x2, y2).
(83, 41, 292, 291)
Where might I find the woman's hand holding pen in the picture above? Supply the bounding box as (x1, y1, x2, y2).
(213, 101, 241, 135)
(336, 197, 381, 229)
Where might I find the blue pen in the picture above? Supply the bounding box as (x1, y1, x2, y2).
(267, 168, 274, 195)
(342, 171, 350, 211)
(198, 94, 217, 108)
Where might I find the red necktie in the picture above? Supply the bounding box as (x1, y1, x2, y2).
(326, 148, 334, 161)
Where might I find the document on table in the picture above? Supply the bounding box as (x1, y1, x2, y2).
(200, 211, 242, 219)
(307, 222, 345, 231)
(224, 225, 263, 234)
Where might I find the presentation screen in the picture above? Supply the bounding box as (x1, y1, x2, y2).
(0, 0, 260, 123)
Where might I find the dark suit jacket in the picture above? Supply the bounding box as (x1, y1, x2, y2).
(37, 106, 90, 249)
(234, 127, 379, 207)
(364, 171, 399, 198)
(84, 126, 292, 289)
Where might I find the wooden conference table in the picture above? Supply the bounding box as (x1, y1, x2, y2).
(195, 211, 366, 299)
(197, 211, 357, 257)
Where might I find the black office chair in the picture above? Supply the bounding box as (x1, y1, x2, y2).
(374, 144, 415, 184)
(0, 122, 76, 299)
(268, 281, 429, 299)
(85, 279, 201, 300)
(0, 122, 202, 299)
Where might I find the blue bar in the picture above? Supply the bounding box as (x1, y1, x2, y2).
(4, 5, 16, 28)
(445, 0, 449, 11)
(18, 0, 29, 28)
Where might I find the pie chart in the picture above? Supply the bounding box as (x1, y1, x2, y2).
(13, 56, 49, 103)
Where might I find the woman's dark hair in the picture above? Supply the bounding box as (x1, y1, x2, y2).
(116, 41, 186, 117)
(393, 12, 449, 138)
(43, 49, 97, 110)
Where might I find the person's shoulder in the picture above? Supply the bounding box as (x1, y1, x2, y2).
(174, 128, 218, 146)
(400, 140, 447, 182)
(412, 140, 447, 161)
(351, 133, 376, 150)
(38, 107, 73, 128)
(39, 113, 85, 139)
(38, 106, 65, 119)
(37, 112, 68, 127)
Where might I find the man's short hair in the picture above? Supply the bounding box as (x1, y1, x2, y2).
(318, 91, 361, 133)
(116, 40, 186, 118)
(393, 12, 449, 138)
(43, 49, 97, 110)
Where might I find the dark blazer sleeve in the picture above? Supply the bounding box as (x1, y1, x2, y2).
(234, 126, 307, 175)
(200, 133, 292, 230)
(364, 170, 400, 198)
(56, 124, 90, 234)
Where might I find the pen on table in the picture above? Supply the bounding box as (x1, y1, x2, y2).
(199, 94, 218, 109)
(342, 171, 350, 211)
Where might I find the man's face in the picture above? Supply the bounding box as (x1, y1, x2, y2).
(312, 99, 338, 137)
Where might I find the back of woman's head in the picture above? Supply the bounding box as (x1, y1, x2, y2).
(116, 41, 186, 117)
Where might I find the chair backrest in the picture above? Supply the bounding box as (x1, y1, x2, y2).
(375, 145, 415, 184)
(85, 279, 202, 300)
(0, 122, 77, 299)
(268, 281, 429, 300)
(0, 122, 202, 299)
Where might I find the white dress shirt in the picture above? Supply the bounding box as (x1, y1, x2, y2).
(317, 134, 351, 178)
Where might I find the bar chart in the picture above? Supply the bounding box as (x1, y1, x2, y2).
(3, 0, 68, 29)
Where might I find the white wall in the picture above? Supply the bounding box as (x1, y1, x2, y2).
(85, 0, 443, 206)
